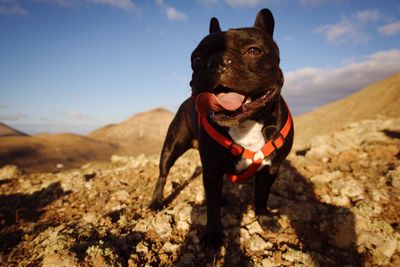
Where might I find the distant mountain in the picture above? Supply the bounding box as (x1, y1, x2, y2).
(294, 72, 400, 148)
(88, 107, 174, 156)
(0, 133, 117, 173)
(0, 122, 28, 137)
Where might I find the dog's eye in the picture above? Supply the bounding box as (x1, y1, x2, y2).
(246, 47, 262, 56)
(191, 57, 202, 66)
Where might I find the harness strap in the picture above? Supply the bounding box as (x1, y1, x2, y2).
(197, 99, 292, 183)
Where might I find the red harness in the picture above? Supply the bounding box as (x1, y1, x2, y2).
(196, 100, 293, 183)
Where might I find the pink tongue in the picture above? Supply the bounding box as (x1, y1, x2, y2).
(195, 92, 245, 117)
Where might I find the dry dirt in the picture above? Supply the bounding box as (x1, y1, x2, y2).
(1, 117, 400, 266)
(0, 134, 118, 173)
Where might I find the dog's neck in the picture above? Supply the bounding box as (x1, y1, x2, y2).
(227, 95, 282, 150)
(249, 95, 283, 140)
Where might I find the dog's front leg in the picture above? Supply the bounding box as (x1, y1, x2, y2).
(254, 167, 278, 216)
(149, 99, 195, 210)
(201, 168, 224, 248)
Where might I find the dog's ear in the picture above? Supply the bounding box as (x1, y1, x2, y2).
(209, 17, 221, 34)
(254, 8, 275, 37)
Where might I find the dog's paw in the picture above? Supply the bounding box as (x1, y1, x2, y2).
(256, 211, 281, 232)
(201, 231, 224, 249)
(149, 200, 163, 211)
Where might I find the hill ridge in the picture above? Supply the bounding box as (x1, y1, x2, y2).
(294, 72, 400, 148)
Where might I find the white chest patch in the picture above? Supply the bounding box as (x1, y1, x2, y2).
(228, 120, 271, 173)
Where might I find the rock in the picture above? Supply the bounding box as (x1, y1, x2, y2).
(387, 166, 400, 189)
(82, 212, 100, 225)
(246, 221, 263, 235)
(176, 221, 190, 232)
(136, 242, 149, 255)
(261, 258, 275, 267)
(112, 190, 130, 203)
(331, 195, 351, 207)
(111, 154, 130, 164)
(152, 214, 173, 237)
(278, 215, 291, 230)
(331, 178, 364, 201)
(357, 231, 398, 266)
(118, 215, 128, 227)
(273, 251, 282, 265)
(134, 220, 149, 232)
(310, 171, 341, 186)
(56, 163, 64, 170)
(42, 252, 78, 267)
(195, 190, 205, 204)
(340, 179, 364, 199)
(374, 238, 397, 265)
(282, 247, 314, 265)
(161, 242, 179, 253)
(0, 165, 21, 180)
(240, 228, 251, 243)
(248, 234, 272, 252)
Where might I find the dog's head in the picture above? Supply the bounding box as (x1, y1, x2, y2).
(191, 9, 283, 126)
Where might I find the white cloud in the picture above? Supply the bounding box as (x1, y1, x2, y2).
(225, 0, 261, 8)
(316, 9, 387, 45)
(316, 16, 368, 44)
(283, 49, 400, 114)
(165, 6, 187, 21)
(355, 9, 381, 23)
(379, 21, 400, 36)
(31, 0, 139, 13)
(0, 0, 28, 15)
(86, 0, 138, 12)
(156, 0, 187, 21)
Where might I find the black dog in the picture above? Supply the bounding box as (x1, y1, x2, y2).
(150, 9, 294, 247)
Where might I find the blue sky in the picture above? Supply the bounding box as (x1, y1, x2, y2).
(1, 0, 399, 134)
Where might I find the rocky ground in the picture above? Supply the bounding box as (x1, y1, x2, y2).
(1, 118, 400, 266)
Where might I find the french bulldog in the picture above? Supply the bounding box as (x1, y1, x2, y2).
(150, 8, 294, 248)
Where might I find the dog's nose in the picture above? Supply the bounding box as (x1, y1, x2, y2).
(207, 54, 232, 74)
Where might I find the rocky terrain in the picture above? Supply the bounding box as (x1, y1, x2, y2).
(1, 117, 399, 266)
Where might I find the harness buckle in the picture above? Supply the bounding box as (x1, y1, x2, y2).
(272, 133, 285, 150)
(228, 142, 245, 157)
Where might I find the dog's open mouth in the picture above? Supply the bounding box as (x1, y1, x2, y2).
(196, 85, 280, 125)
(196, 86, 246, 114)
(195, 85, 279, 126)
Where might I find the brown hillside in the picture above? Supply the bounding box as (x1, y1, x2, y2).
(0, 122, 28, 137)
(0, 133, 117, 173)
(88, 107, 174, 156)
(294, 72, 400, 148)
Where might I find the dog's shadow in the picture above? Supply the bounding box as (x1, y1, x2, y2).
(170, 160, 363, 266)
